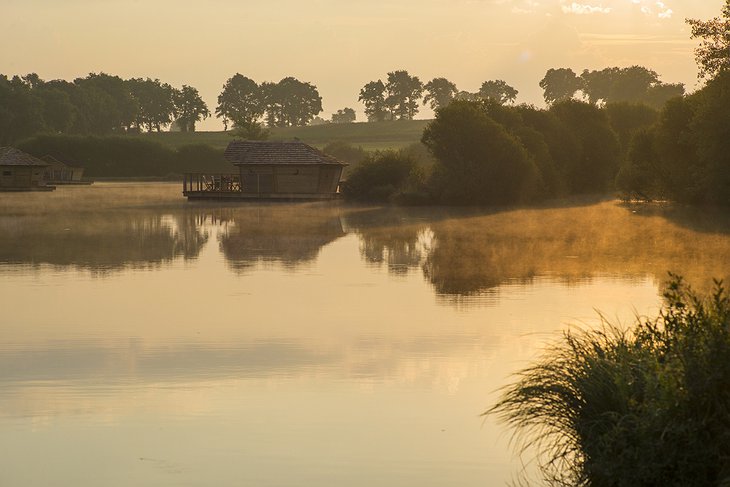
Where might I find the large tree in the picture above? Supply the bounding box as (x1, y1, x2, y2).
(687, 1, 730, 79)
(261, 77, 322, 128)
(358, 80, 388, 122)
(478, 80, 518, 105)
(216, 74, 263, 131)
(539, 68, 583, 105)
(173, 85, 210, 132)
(0, 75, 45, 144)
(74, 73, 137, 132)
(331, 107, 356, 124)
(549, 100, 620, 193)
(422, 100, 537, 205)
(580, 66, 682, 107)
(127, 78, 176, 132)
(423, 77, 458, 111)
(385, 70, 423, 120)
(37, 86, 75, 134)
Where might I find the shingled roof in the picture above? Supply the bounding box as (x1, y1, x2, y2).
(224, 141, 347, 166)
(0, 147, 49, 167)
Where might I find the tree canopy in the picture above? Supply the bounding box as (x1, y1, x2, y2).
(358, 80, 388, 122)
(331, 107, 356, 124)
(687, 1, 730, 79)
(539, 68, 583, 105)
(173, 85, 210, 132)
(216, 74, 263, 131)
(422, 100, 537, 205)
(478, 80, 518, 105)
(261, 77, 322, 128)
(423, 77, 458, 111)
(385, 70, 424, 120)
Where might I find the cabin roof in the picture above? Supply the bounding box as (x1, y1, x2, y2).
(0, 147, 49, 167)
(224, 141, 347, 166)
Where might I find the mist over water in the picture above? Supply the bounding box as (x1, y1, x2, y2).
(2, 183, 730, 486)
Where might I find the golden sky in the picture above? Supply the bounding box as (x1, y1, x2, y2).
(1, 0, 722, 129)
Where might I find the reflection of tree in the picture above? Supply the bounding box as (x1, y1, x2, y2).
(343, 202, 730, 299)
(423, 202, 730, 297)
(343, 208, 439, 275)
(0, 210, 208, 273)
(218, 205, 345, 272)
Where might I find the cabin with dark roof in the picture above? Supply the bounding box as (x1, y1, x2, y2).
(0, 147, 55, 192)
(183, 141, 347, 200)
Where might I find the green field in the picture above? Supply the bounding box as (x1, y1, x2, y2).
(133, 120, 431, 151)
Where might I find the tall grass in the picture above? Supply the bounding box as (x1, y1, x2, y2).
(490, 275, 730, 486)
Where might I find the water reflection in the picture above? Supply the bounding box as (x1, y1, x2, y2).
(0, 212, 208, 273)
(217, 204, 346, 271)
(5, 185, 729, 486)
(1, 186, 730, 299)
(346, 202, 730, 297)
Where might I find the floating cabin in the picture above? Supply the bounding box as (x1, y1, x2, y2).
(0, 147, 55, 192)
(183, 141, 347, 200)
(41, 155, 90, 185)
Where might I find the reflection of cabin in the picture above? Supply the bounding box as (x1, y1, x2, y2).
(41, 155, 91, 185)
(218, 206, 346, 270)
(183, 141, 347, 200)
(0, 147, 54, 192)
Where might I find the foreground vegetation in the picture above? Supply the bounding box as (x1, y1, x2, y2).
(490, 276, 730, 486)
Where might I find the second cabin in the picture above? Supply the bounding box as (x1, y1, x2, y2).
(183, 140, 347, 200)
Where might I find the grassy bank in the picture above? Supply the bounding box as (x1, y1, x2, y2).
(132, 120, 431, 151)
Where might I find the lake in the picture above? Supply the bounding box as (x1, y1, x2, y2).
(2, 183, 729, 486)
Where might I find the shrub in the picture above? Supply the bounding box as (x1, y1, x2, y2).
(341, 150, 420, 203)
(490, 275, 730, 486)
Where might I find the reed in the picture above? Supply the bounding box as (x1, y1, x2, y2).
(489, 275, 730, 486)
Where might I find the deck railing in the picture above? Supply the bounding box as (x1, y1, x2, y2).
(183, 173, 242, 193)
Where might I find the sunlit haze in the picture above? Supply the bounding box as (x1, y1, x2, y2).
(1, 0, 720, 130)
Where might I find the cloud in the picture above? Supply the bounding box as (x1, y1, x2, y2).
(633, 0, 673, 19)
(656, 1, 673, 18)
(561, 2, 612, 15)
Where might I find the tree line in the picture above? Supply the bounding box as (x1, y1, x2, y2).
(0, 72, 329, 144)
(358, 72, 521, 122)
(356, 64, 684, 124)
(0, 73, 211, 145)
(347, 3, 730, 208)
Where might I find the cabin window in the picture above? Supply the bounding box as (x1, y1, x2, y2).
(2, 170, 11, 177)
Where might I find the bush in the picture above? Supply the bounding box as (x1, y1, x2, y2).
(490, 275, 730, 486)
(341, 150, 421, 203)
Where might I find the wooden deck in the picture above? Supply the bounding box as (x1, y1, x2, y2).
(182, 173, 342, 201)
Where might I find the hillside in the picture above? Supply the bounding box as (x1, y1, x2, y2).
(133, 119, 431, 151)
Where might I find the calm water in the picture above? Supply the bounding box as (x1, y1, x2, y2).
(2, 183, 730, 486)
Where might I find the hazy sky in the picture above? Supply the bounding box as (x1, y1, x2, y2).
(1, 0, 722, 130)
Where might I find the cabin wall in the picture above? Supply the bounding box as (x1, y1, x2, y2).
(240, 166, 274, 193)
(0, 166, 45, 189)
(238, 165, 341, 194)
(276, 166, 319, 193)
